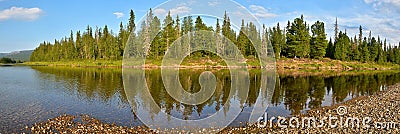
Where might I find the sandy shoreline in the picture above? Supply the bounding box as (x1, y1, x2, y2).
(24, 83, 400, 133)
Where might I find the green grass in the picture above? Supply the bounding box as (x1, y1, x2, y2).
(24, 60, 123, 67)
(23, 58, 400, 71)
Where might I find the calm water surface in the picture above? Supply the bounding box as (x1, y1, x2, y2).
(1, 66, 399, 132)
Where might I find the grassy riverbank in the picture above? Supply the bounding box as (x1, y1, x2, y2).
(24, 58, 400, 70)
(276, 58, 400, 70)
(24, 60, 123, 68)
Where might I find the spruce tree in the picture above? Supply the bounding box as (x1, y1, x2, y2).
(286, 15, 310, 58)
(310, 21, 328, 59)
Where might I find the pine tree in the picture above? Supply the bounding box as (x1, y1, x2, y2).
(369, 37, 379, 62)
(377, 36, 385, 64)
(335, 17, 339, 40)
(286, 15, 310, 58)
(361, 37, 370, 62)
(270, 23, 285, 59)
(325, 38, 334, 58)
(237, 19, 249, 56)
(174, 15, 181, 58)
(193, 16, 208, 57)
(310, 21, 328, 59)
(128, 10, 136, 33)
(333, 31, 350, 61)
(215, 19, 222, 55)
(181, 16, 194, 56)
(76, 31, 83, 59)
(222, 11, 231, 56)
(160, 11, 175, 57)
(30, 9, 400, 65)
(352, 35, 361, 61)
(358, 26, 363, 46)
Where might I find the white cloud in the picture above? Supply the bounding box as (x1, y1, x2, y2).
(113, 12, 124, 19)
(154, 6, 191, 16)
(339, 14, 400, 44)
(249, 5, 277, 19)
(359, 0, 400, 44)
(0, 6, 43, 21)
(364, 0, 400, 14)
(208, 1, 219, 6)
(170, 6, 191, 15)
(153, 8, 167, 16)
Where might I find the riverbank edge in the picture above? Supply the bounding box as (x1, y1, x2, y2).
(26, 83, 400, 133)
(221, 83, 400, 133)
(23, 58, 400, 70)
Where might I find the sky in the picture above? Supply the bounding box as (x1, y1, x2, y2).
(0, 0, 399, 53)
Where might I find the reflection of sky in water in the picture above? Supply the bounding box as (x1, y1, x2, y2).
(0, 66, 138, 133)
(1, 66, 399, 132)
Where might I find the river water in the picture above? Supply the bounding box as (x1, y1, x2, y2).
(0, 66, 398, 132)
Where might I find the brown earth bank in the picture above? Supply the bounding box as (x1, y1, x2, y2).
(26, 83, 400, 133)
(275, 58, 400, 70)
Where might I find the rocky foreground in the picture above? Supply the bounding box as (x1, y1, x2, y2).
(222, 84, 400, 133)
(28, 84, 400, 133)
(27, 115, 155, 134)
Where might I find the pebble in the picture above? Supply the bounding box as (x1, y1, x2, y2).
(26, 114, 155, 134)
(27, 84, 400, 133)
(220, 83, 400, 133)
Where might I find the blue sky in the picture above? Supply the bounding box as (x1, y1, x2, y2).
(0, 0, 399, 53)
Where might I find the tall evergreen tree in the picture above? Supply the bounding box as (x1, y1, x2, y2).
(310, 21, 328, 59)
(237, 19, 249, 56)
(361, 37, 370, 62)
(270, 23, 285, 59)
(128, 9, 136, 33)
(333, 32, 350, 61)
(286, 15, 310, 58)
(160, 11, 175, 57)
(325, 38, 334, 58)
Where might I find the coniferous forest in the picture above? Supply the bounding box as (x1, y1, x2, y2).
(31, 9, 400, 65)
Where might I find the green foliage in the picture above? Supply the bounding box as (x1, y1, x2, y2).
(0, 50, 33, 62)
(361, 38, 370, 63)
(31, 10, 136, 62)
(333, 32, 350, 61)
(0, 57, 16, 63)
(270, 23, 285, 59)
(237, 20, 249, 56)
(325, 38, 334, 59)
(286, 15, 310, 58)
(30, 10, 400, 66)
(310, 21, 328, 59)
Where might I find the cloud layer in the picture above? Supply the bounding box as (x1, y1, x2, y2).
(113, 12, 124, 19)
(0, 6, 43, 21)
(249, 5, 277, 19)
(154, 6, 191, 16)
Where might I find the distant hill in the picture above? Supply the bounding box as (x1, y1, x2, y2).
(0, 53, 8, 57)
(0, 50, 33, 62)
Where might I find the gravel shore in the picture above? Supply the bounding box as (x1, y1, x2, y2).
(28, 84, 400, 133)
(27, 115, 155, 134)
(222, 83, 400, 133)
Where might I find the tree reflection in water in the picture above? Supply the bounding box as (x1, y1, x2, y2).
(32, 66, 400, 120)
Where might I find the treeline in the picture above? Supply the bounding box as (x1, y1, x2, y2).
(0, 57, 20, 64)
(31, 10, 136, 61)
(323, 20, 399, 64)
(31, 9, 400, 64)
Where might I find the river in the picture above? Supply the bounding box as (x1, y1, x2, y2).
(0, 66, 399, 132)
